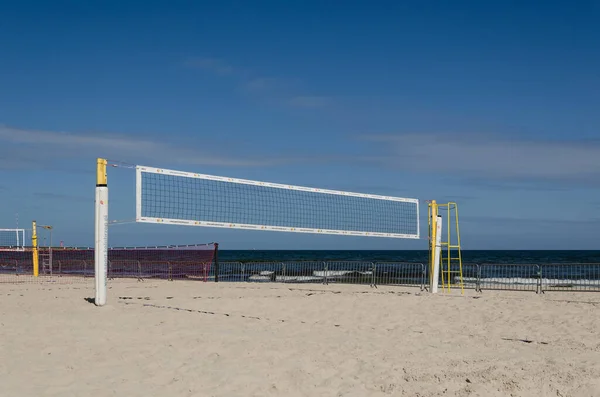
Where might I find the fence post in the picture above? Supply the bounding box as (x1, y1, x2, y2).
(420, 263, 425, 291)
(137, 260, 143, 281)
(476, 264, 482, 292)
(241, 262, 245, 282)
(281, 262, 286, 283)
(323, 261, 328, 285)
(537, 264, 543, 294)
(213, 243, 219, 283)
(371, 262, 376, 288)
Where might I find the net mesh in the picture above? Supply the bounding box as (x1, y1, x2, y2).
(0, 229, 25, 250)
(137, 166, 420, 238)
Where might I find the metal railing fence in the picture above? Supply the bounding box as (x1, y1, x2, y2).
(2, 257, 600, 293)
(477, 263, 541, 293)
(539, 263, 600, 293)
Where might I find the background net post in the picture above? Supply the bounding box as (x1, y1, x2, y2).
(214, 243, 219, 283)
(32, 221, 39, 277)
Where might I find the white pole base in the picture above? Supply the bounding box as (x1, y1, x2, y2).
(430, 215, 442, 294)
(95, 186, 108, 306)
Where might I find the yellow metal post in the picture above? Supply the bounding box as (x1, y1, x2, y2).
(428, 200, 438, 285)
(32, 220, 38, 277)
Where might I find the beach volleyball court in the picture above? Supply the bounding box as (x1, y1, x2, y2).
(1, 281, 599, 397)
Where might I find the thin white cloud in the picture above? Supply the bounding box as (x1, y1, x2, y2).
(243, 77, 294, 92)
(360, 133, 600, 183)
(461, 215, 600, 226)
(182, 57, 234, 75)
(183, 57, 335, 109)
(0, 125, 286, 169)
(288, 96, 333, 108)
(33, 192, 90, 202)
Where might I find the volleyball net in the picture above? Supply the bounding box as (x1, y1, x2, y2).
(88, 158, 421, 305)
(0, 229, 26, 251)
(135, 165, 420, 239)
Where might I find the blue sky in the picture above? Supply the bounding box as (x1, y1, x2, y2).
(1, 1, 599, 250)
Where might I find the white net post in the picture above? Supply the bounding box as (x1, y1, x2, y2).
(95, 159, 108, 306)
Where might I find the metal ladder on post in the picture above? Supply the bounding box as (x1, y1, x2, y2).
(437, 202, 464, 294)
(40, 247, 52, 275)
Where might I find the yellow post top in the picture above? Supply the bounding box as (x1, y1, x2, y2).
(97, 158, 108, 186)
(429, 200, 438, 218)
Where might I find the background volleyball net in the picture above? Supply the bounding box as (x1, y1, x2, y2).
(0, 228, 26, 251)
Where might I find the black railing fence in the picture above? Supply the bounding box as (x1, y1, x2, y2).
(2, 255, 600, 293)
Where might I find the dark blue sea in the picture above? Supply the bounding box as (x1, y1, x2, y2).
(217, 250, 600, 264)
(214, 250, 600, 290)
(2, 249, 599, 290)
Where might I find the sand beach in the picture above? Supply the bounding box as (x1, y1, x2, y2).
(1, 280, 599, 397)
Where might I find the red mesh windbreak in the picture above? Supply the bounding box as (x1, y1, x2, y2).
(107, 245, 216, 281)
(0, 244, 217, 282)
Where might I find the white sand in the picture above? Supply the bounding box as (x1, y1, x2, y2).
(1, 281, 600, 397)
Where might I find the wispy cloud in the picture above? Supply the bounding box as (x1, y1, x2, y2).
(242, 77, 295, 92)
(182, 57, 234, 75)
(183, 56, 334, 109)
(435, 194, 478, 202)
(33, 192, 90, 203)
(0, 125, 292, 170)
(288, 96, 333, 108)
(360, 133, 600, 185)
(461, 214, 600, 226)
(456, 178, 572, 192)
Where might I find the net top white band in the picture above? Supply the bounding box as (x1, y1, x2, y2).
(136, 165, 419, 203)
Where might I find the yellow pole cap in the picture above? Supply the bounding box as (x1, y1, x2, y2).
(96, 158, 108, 186)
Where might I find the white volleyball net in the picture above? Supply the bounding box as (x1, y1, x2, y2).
(0, 228, 26, 251)
(135, 165, 420, 239)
